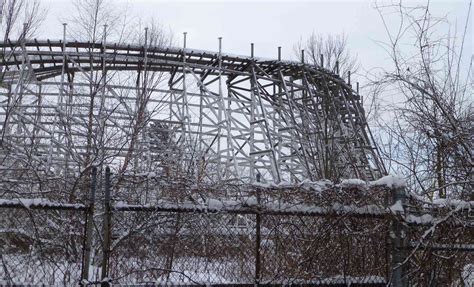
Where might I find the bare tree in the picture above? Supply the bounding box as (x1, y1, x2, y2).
(1, 0, 45, 41)
(60, 0, 175, 197)
(117, 20, 174, 178)
(0, 0, 45, 85)
(294, 32, 359, 77)
(370, 1, 473, 200)
(65, 0, 120, 42)
(0, 0, 45, 154)
(293, 33, 363, 181)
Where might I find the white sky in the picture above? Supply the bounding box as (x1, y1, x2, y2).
(40, 0, 472, 79)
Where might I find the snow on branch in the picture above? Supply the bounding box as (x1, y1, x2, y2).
(249, 174, 406, 190)
(370, 175, 407, 189)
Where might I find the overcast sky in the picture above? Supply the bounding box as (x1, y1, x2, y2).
(40, 0, 472, 80)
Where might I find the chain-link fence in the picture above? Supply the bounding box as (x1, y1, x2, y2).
(401, 195, 474, 286)
(0, 199, 88, 285)
(108, 182, 392, 285)
(108, 212, 390, 285)
(1, 171, 473, 286)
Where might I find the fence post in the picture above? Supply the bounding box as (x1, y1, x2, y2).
(390, 186, 408, 287)
(255, 173, 261, 286)
(101, 166, 112, 286)
(81, 166, 97, 285)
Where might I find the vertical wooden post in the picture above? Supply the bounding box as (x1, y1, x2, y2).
(183, 31, 187, 49)
(251, 43, 254, 58)
(320, 53, 324, 68)
(277, 46, 281, 61)
(101, 166, 112, 286)
(336, 60, 340, 75)
(81, 166, 97, 285)
(255, 173, 262, 286)
(301, 49, 305, 64)
(391, 186, 408, 287)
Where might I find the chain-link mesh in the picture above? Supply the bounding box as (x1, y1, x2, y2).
(108, 209, 391, 285)
(403, 196, 474, 285)
(1, 180, 473, 286)
(105, 182, 392, 285)
(0, 206, 86, 285)
(109, 211, 255, 284)
(258, 215, 389, 283)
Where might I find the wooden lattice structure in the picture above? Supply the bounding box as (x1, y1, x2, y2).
(0, 36, 385, 184)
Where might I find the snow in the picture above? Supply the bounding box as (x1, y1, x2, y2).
(316, 275, 386, 284)
(250, 175, 407, 192)
(432, 198, 473, 210)
(19, 198, 46, 208)
(101, 277, 111, 283)
(182, 47, 283, 62)
(0, 198, 86, 209)
(370, 174, 406, 189)
(406, 214, 434, 225)
(0, 250, 456, 285)
(115, 196, 468, 227)
(123, 171, 160, 178)
(274, 180, 298, 188)
(0, 254, 83, 285)
(115, 197, 386, 217)
(207, 198, 239, 210)
(408, 192, 473, 210)
(390, 200, 405, 214)
(341, 178, 366, 186)
(300, 179, 333, 191)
